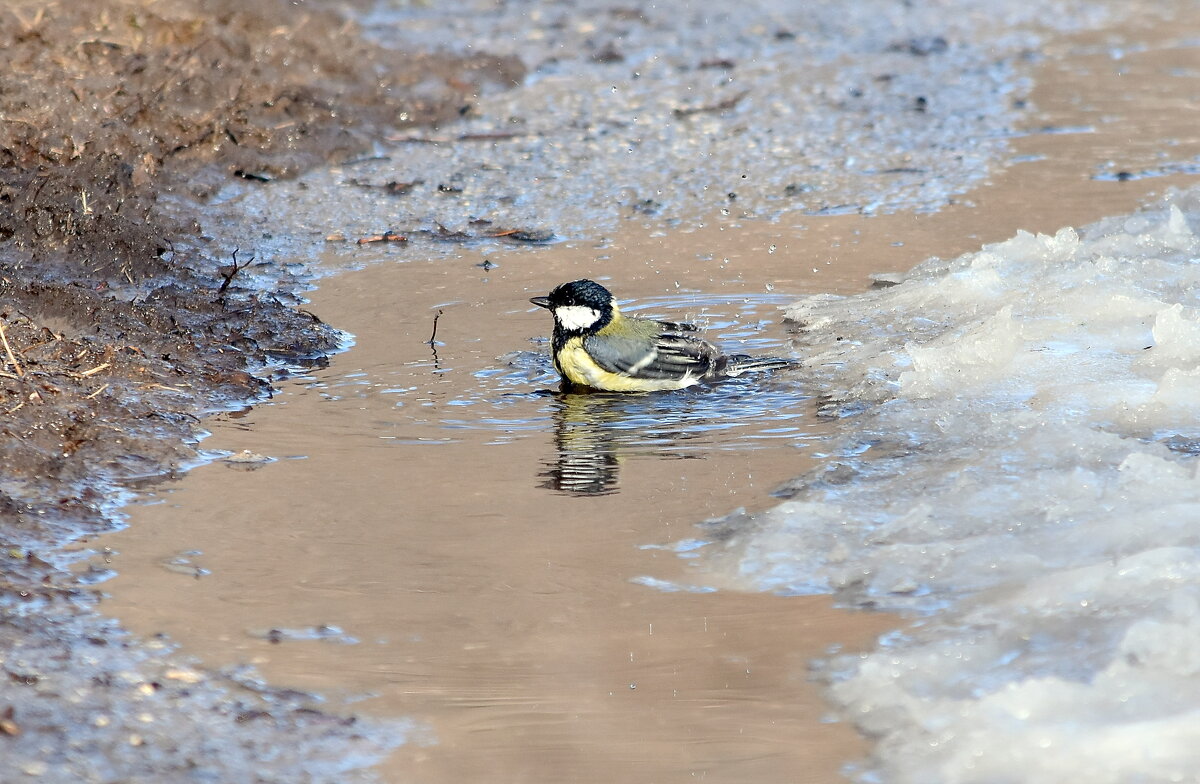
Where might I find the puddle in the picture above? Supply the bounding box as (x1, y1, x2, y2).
(99, 245, 892, 782)
(95, 15, 1200, 784)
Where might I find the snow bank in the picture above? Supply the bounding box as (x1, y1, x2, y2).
(705, 186, 1200, 782)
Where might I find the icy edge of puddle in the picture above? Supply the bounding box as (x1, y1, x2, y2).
(705, 184, 1200, 784)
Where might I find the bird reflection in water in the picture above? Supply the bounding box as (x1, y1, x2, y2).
(539, 392, 703, 495)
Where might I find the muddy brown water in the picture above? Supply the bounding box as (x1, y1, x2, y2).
(95, 23, 1200, 784)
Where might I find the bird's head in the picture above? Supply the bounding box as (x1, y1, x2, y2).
(530, 279, 617, 334)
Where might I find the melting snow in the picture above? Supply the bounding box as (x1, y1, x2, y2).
(706, 186, 1200, 783)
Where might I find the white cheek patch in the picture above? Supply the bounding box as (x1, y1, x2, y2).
(554, 305, 601, 331)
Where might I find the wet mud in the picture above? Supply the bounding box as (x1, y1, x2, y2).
(0, 0, 521, 539)
(0, 1, 518, 779)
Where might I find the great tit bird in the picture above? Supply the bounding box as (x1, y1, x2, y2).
(530, 279, 794, 392)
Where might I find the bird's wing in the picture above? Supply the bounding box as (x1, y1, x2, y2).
(653, 319, 699, 332)
(583, 329, 722, 380)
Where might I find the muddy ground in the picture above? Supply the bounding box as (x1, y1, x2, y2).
(0, 1, 520, 779)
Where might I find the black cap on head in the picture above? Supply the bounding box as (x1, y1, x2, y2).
(546, 279, 613, 308)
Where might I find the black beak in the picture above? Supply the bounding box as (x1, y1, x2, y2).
(529, 296, 552, 309)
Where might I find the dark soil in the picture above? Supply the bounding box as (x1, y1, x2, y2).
(0, 1, 521, 779)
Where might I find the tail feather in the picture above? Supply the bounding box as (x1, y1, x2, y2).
(722, 354, 796, 377)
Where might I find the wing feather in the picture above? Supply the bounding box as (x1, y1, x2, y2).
(583, 326, 722, 381)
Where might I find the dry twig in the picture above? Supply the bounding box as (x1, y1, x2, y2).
(356, 231, 408, 245)
(0, 322, 25, 378)
(672, 90, 749, 118)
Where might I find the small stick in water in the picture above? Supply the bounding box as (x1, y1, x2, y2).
(428, 309, 443, 346)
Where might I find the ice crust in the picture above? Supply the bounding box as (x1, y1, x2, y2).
(711, 187, 1200, 782)
(241, 0, 1127, 248)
